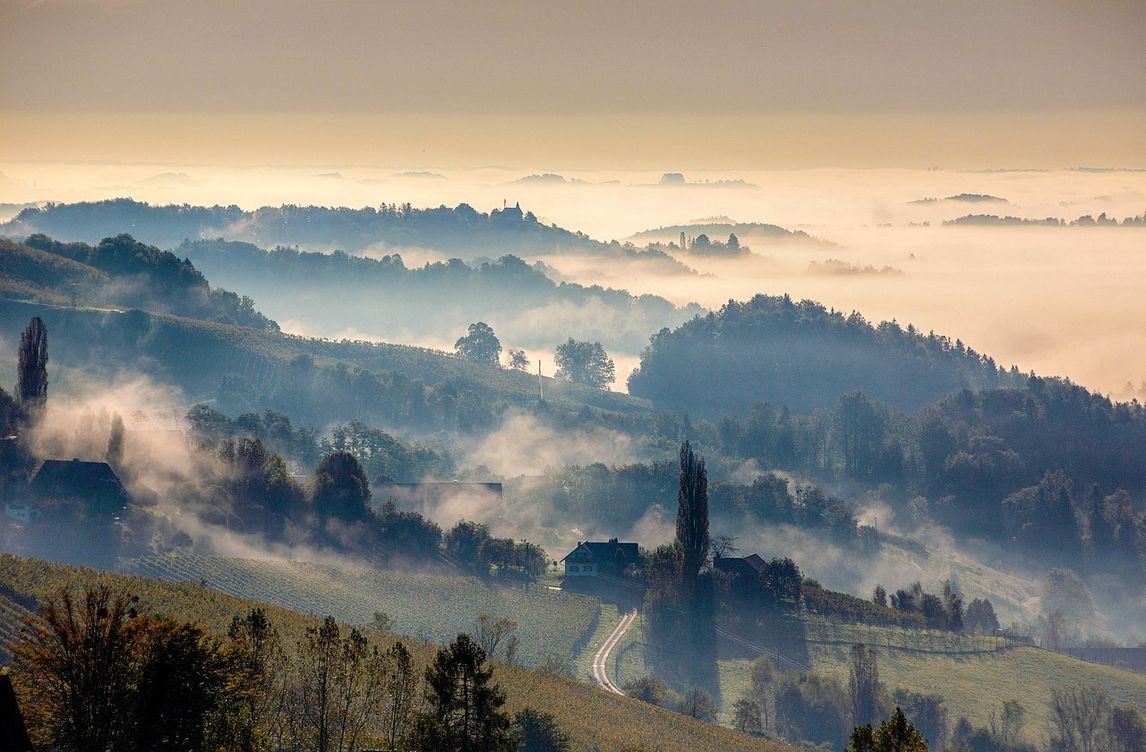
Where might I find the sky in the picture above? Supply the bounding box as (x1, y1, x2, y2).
(2, 0, 1145, 168)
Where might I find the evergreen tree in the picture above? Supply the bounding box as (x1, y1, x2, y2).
(415, 633, 513, 752)
(848, 707, 929, 752)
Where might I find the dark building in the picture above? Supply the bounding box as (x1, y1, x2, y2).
(29, 459, 130, 518)
(561, 538, 641, 579)
(715, 554, 767, 594)
(714, 553, 766, 579)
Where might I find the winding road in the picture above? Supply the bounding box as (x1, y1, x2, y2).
(592, 609, 637, 694)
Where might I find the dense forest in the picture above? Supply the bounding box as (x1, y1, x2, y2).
(1, 198, 669, 257)
(628, 295, 1021, 415)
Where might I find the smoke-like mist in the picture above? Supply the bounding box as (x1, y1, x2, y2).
(461, 411, 642, 478)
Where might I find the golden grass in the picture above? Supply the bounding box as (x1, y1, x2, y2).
(0, 555, 790, 752)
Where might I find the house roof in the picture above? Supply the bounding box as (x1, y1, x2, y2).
(29, 459, 129, 507)
(561, 538, 640, 563)
(715, 553, 767, 576)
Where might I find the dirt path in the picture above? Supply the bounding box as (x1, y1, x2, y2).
(592, 609, 637, 694)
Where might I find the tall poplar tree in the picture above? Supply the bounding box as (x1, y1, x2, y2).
(675, 441, 709, 597)
(17, 316, 48, 420)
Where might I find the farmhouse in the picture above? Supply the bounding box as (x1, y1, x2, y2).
(714, 553, 766, 579)
(561, 538, 640, 579)
(27, 458, 130, 518)
(714, 553, 767, 594)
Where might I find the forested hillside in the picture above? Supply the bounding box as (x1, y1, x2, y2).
(2, 198, 612, 256)
(177, 239, 699, 352)
(628, 294, 1020, 415)
(1, 234, 278, 331)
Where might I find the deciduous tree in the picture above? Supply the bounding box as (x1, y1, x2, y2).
(849, 643, 881, 728)
(314, 451, 371, 522)
(553, 338, 615, 389)
(17, 316, 48, 420)
(676, 441, 709, 597)
(455, 322, 502, 367)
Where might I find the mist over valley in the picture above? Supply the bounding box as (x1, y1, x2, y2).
(2, 2, 1145, 750)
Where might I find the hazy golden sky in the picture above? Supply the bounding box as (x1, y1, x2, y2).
(2, 0, 1145, 167)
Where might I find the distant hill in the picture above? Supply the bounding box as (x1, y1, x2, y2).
(945, 212, 1145, 227)
(0, 198, 617, 257)
(908, 193, 1009, 205)
(627, 294, 1018, 416)
(629, 221, 823, 245)
(0, 234, 278, 331)
(176, 239, 701, 352)
(512, 173, 583, 185)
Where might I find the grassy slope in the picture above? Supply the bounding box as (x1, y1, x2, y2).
(726, 624, 1146, 744)
(0, 239, 108, 304)
(124, 554, 600, 669)
(0, 554, 787, 752)
(608, 614, 1146, 743)
(0, 297, 651, 416)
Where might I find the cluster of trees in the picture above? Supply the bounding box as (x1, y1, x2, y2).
(20, 234, 278, 331)
(1, 197, 606, 255)
(621, 676, 718, 723)
(680, 232, 748, 256)
(521, 460, 868, 553)
(679, 380, 1146, 582)
(711, 473, 867, 545)
(184, 410, 548, 579)
(10, 585, 571, 752)
(442, 519, 549, 580)
(871, 581, 966, 632)
(945, 212, 1146, 227)
(715, 553, 940, 628)
(454, 322, 616, 390)
(940, 685, 1146, 752)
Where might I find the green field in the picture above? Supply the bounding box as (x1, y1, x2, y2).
(123, 554, 602, 669)
(0, 554, 789, 752)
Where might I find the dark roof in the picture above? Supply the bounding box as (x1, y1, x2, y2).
(561, 538, 640, 563)
(715, 554, 767, 577)
(0, 674, 33, 751)
(29, 459, 130, 509)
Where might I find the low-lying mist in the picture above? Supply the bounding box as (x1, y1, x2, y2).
(3, 162, 1142, 398)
